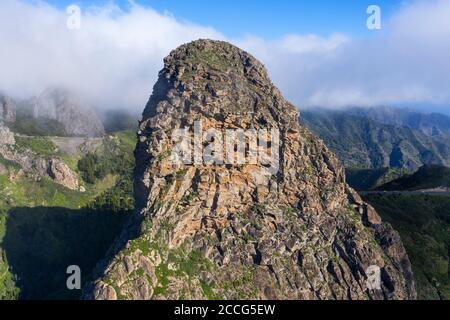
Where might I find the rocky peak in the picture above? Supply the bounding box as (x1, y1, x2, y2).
(143, 39, 297, 125)
(83, 40, 415, 300)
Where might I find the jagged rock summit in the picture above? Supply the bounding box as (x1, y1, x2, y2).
(84, 40, 415, 300)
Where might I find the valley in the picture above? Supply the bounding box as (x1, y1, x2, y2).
(0, 110, 136, 298)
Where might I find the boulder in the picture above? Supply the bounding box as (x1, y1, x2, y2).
(47, 159, 79, 190)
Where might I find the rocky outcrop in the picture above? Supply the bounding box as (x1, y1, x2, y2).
(0, 145, 47, 176)
(0, 147, 80, 190)
(47, 159, 79, 190)
(0, 123, 15, 145)
(83, 40, 416, 300)
(0, 131, 80, 190)
(0, 94, 16, 123)
(31, 88, 105, 137)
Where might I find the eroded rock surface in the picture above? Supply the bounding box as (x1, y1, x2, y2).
(83, 40, 416, 300)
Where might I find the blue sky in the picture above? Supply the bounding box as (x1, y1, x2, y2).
(44, 0, 404, 38)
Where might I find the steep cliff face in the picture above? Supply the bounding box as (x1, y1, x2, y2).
(0, 94, 16, 123)
(83, 40, 416, 300)
(30, 88, 105, 137)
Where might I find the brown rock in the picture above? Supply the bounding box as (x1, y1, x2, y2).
(47, 159, 79, 190)
(83, 40, 415, 301)
(363, 203, 382, 226)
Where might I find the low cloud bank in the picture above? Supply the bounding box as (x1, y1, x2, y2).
(0, 0, 449, 111)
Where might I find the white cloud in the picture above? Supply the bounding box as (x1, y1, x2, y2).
(0, 0, 223, 110)
(239, 0, 450, 109)
(0, 0, 449, 112)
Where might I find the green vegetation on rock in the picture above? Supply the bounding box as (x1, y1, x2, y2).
(345, 167, 408, 191)
(15, 136, 58, 159)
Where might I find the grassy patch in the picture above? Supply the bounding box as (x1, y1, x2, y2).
(15, 136, 58, 159)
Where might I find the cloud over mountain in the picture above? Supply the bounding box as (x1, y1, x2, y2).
(0, 0, 223, 110)
(0, 0, 449, 111)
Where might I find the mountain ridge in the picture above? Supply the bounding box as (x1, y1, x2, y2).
(301, 109, 450, 171)
(377, 164, 450, 191)
(347, 106, 450, 137)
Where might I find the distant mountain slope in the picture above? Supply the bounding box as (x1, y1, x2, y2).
(3, 89, 136, 137)
(16, 88, 105, 137)
(377, 165, 450, 191)
(300, 109, 450, 171)
(348, 106, 450, 137)
(345, 167, 407, 191)
(10, 108, 68, 137)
